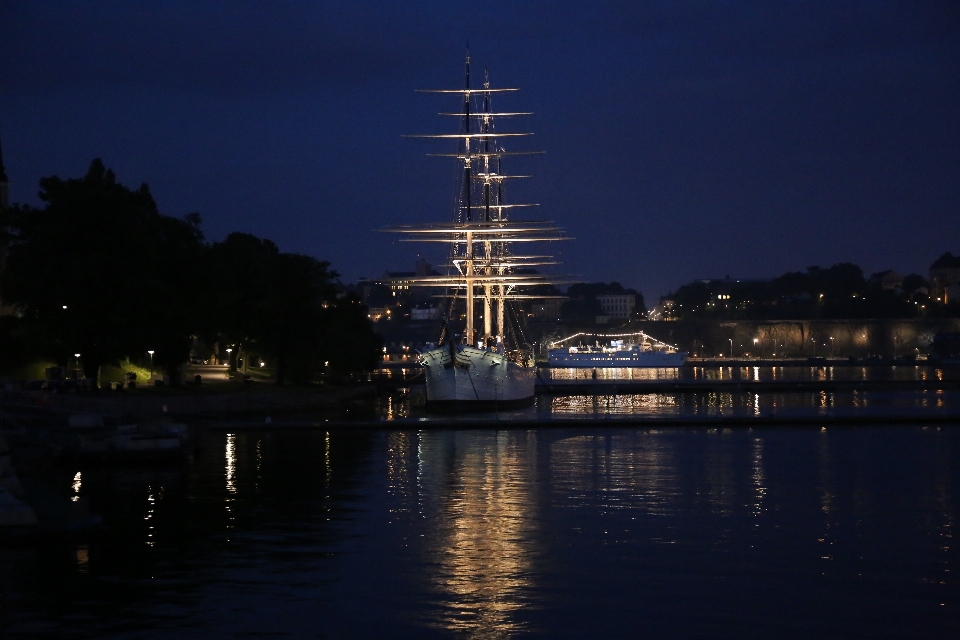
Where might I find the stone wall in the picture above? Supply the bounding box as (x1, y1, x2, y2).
(635, 319, 960, 358)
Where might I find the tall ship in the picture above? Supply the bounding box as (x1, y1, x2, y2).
(382, 56, 569, 409)
(548, 332, 688, 368)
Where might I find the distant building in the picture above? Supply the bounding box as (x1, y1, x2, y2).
(384, 258, 440, 304)
(930, 253, 960, 304)
(410, 304, 441, 321)
(596, 294, 635, 319)
(869, 270, 904, 291)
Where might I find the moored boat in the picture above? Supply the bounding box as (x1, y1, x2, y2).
(383, 55, 570, 410)
(548, 333, 688, 368)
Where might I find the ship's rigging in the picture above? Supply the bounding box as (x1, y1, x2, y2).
(382, 55, 571, 354)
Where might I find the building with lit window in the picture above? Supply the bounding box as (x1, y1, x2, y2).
(596, 294, 636, 319)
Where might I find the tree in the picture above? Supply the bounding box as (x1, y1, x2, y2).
(207, 233, 381, 384)
(0, 159, 205, 384)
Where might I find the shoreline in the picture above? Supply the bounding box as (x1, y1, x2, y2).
(201, 412, 960, 431)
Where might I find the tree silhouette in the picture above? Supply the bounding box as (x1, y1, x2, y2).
(0, 159, 204, 383)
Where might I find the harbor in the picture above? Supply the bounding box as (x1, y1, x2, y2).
(2, 5, 960, 635)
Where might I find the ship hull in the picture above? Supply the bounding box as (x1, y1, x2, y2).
(420, 345, 537, 410)
(547, 349, 688, 368)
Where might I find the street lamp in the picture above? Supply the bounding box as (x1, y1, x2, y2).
(728, 338, 733, 359)
(753, 338, 759, 358)
(829, 337, 834, 357)
(147, 350, 154, 373)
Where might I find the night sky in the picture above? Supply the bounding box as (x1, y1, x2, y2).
(2, 1, 958, 300)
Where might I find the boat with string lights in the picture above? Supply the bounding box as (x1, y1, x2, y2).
(548, 332, 688, 368)
(381, 55, 571, 409)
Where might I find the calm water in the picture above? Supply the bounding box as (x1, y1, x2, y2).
(375, 365, 960, 422)
(3, 424, 958, 638)
(543, 364, 952, 383)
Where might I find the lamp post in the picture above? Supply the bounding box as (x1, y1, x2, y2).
(147, 350, 154, 375)
(829, 336, 834, 357)
(728, 338, 733, 359)
(753, 338, 759, 358)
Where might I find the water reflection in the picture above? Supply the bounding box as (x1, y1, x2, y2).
(538, 388, 960, 420)
(6, 427, 959, 638)
(544, 364, 956, 384)
(71, 471, 82, 502)
(225, 432, 237, 529)
(751, 437, 766, 518)
(417, 432, 539, 637)
(550, 432, 679, 518)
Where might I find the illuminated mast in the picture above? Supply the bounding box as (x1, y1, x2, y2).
(386, 55, 570, 353)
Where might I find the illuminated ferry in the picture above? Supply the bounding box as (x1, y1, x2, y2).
(548, 333, 688, 368)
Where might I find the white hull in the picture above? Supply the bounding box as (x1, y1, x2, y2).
(420, 345, 536, 405)
(548, 348, 688, 368)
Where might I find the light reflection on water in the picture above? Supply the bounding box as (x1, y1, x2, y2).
(5, 426, 960, 636)
(539, 389, 960, 419)
(418, 433, 538, 636)
(544, 364, 951, 383)
(378, 366, 960, 422)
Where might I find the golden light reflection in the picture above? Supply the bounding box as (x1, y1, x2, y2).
(145, 487, 159, 547)
(71, 471, 82, 502)
(256, 438, 262, 488)
(225, 433, 237, 495)
(386, 431, 415, 516)
(548, 367, 681, 381)
(225, 433, 237, 529)
(422, 432, 538, 637)
(325, 431, 332, 485)
(550, 393, 677, 416)
(76, 545, 89, 573)
(751, 438, 766, 518)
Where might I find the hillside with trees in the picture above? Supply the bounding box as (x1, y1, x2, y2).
(0, 159, 381, 385)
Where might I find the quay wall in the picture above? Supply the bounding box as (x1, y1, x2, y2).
(634, 319, 960, 358)
(533, 319, 960, 359)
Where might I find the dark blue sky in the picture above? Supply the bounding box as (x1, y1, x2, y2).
(2, 1, 958, 298)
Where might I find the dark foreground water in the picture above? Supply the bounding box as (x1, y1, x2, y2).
(3, 424, 958, 638)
